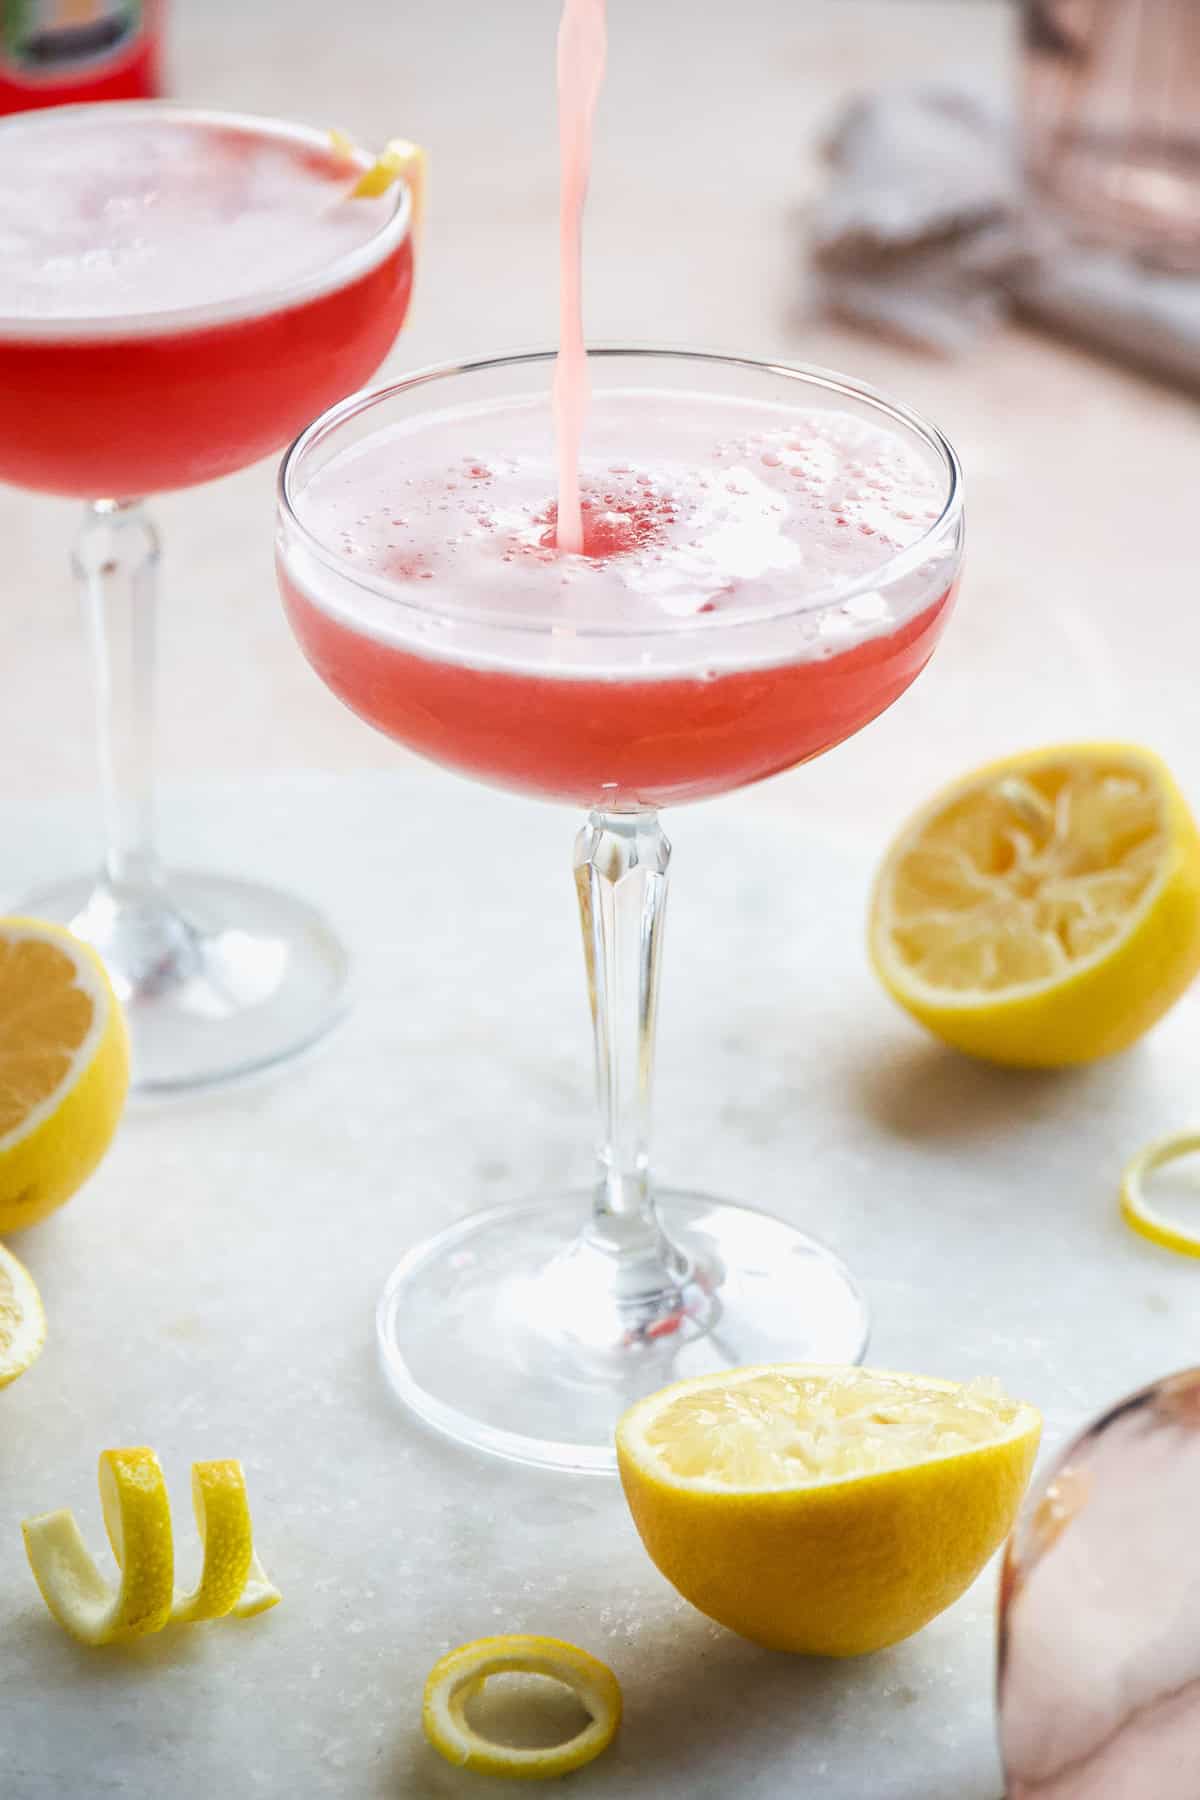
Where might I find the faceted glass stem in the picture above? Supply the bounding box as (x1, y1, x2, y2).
(76, 498, 163, 898)
(21, 499, 350, 1092)
(571, 810, 696, 1330)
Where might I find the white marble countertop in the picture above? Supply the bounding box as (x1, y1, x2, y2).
(2, 0, 1198, 1793)
(3, 771, 1200, 1798)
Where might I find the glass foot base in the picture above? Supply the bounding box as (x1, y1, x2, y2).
(20, 870, 350, 1094)
(377, 1191, 869, 1473)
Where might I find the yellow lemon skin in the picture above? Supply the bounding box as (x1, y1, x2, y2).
(617, 1368, 1041, 1658)
(0, 919, 129, 1233)
(870, 744, 1200, 1069)
(422, 1635, 621, 1780)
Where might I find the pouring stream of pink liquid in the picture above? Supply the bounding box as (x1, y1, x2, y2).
(552, 0, 607, 554)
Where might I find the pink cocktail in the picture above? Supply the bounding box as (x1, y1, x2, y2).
(277, 348, 964, 1471)
(0, 102, 417, 1090)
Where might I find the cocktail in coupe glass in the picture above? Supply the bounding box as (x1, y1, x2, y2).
(0, 100, 416, 1091)
(277, 347, 964, 1473)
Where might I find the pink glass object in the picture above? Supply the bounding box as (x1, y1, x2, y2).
(998, 1368, 1200, 1797)
(1023, 0, 1200, 269)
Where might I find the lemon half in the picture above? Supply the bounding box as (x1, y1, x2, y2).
(0, 1242, 46, 1388)
(870, 744, 1200, 1067)
(617, 1365, 1041, 1657)
(0, 917, 129, 1232)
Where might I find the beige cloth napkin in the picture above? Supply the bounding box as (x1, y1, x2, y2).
(811, 86, 1200, 392)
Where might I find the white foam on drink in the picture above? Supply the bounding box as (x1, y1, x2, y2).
(285, 388, 957, 677)
(0, 113, 397, 326)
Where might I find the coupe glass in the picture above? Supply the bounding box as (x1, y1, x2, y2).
(998, 1369, 1200, 1797)
(0, 101, 415, 1091)
(276, 348, 964, 1472)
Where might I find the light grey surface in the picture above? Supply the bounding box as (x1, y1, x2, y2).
(2, 768, 1198, 1798)
(2, 1, 1197, 1791)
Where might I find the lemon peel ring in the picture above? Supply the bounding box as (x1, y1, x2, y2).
(22, 1449, 279, 1645)
(422, 1634, 622, 1780)
(1121, 1133, 1200, 1258)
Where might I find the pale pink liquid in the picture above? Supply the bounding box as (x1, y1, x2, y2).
(280, 390, 958, 807)
(552, 0, 607, 553)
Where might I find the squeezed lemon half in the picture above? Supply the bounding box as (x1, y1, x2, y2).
(617, 1365, 1041, 1657)
(869, 743, 1200, 1067)
(0, 1242, 46, 1389)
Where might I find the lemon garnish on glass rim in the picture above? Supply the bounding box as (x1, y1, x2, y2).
(0, 916, 129, 1234)
(0, 1243, 46, 1389)
(348, 137, 426, 235)
(423, 1635, 622, 1780)
(1121, 1132, 1200, 1259)
(617, 1365, 1041, 1657)
(869, 743, 1200, 1067)
(22, 1450, 279, 1645)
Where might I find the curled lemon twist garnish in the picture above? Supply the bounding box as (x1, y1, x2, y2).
(332, 129, 426, 236)
(22, 1448, 279, 1646)
(423, 1635, 622, 1780)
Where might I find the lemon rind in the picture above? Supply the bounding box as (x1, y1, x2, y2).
(1120, 1132, 1200, 1259)
(23, 1450, 280, 1644)
(423, 1634, 621, 1780)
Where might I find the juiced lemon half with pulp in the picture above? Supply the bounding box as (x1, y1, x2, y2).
(870, 743, 1200, 1067)
(617, 1365, 1040, 1657)
(0, 1242, 46, 1388)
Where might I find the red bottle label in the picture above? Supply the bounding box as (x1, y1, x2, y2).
(0, 0, 159, 109)
(2, 0, 141, 72)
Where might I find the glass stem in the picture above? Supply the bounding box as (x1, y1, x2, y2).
(76, 499, 163, 895)
(574, 810, 679, 1263)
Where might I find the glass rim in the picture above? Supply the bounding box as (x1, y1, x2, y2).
(0, 99, 413, 343)
(276, 345, 964, 641)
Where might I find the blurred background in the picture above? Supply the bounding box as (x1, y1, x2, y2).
(3, 0, 1197, 845)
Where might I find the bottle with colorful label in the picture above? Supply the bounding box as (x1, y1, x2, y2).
(0, 0, 161, 113)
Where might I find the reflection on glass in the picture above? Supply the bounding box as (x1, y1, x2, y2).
(999, 1369, 1200, 1797)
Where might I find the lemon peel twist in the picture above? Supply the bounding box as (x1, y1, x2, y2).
(23, 1449, 279, 1645)
(348, 136, 426, 237)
